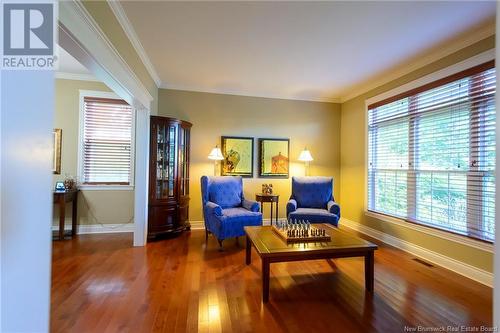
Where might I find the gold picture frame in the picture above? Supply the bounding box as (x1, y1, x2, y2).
(221, 136, 254, 177)
(259, 138, 289, 178)
(53, 129, 62, 174)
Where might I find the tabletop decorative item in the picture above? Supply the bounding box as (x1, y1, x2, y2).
(262, 183, 273, 195)
(54, 181, 65, 192)
(63, 175, 76, 190)
(272, 219, 331, 243)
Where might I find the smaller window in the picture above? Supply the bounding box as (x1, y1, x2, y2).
(79, 91, 133, 187)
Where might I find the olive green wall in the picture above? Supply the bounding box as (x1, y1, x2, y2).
(158, 89, 341, 223)
(79, 1, 493, 275)
(53, 79, 134, 227)
(340, 36, 495, 273)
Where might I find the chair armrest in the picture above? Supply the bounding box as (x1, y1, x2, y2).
(242, 199, 260, 212)
(205, 201, 223, 216)
(327, 201, 340, 217)
(286, 199, 297, 216)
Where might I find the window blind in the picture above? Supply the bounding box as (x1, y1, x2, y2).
(368, 61, 495, 242)
(82, 97, 133, 185)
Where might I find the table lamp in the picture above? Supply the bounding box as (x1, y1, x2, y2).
(298, 147, 313, 176)
(208, 145, 224, 176)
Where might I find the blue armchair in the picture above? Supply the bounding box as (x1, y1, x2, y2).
(201, 176, 262, 249)
(286, 176, 340, 226)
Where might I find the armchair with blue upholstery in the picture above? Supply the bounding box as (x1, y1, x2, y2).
(286, 176, 340, 226)
(201, 176, 262, 249)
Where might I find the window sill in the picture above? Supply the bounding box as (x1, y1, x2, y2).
(364, 210, 493, 253)
(79, 185, 134, 191)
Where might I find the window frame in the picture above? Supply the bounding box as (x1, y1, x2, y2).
(364, 50, 495, 248)
(78, 90, 135, 191)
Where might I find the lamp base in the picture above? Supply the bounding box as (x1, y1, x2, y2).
(214, 161, 219, 176)
(304, 162, 310, 176)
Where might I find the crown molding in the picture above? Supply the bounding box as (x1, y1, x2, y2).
(59, 1, 153, 108)
(340, 21, 496, 103)
(159, 83, 342, 104)
(55, 72, 100, 82)
(107, 0, 162, 87)
(105, 1, 494, 106)
(364, 49, 495, 107)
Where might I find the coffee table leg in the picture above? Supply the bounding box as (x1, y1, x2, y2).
(365, 251, 374, 292)
(262, 258, 270, 302)
(246, 236, 251, 265)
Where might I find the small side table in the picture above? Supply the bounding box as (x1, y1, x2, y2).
(53, 189, 79, 240)
(255, 194, 279, 225)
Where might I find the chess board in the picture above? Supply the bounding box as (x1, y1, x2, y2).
(271, 224, 331, 243)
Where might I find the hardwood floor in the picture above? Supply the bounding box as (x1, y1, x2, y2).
(51, 229, 492, 333)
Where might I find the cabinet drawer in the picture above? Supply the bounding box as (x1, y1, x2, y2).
(148, 205, 176, 231)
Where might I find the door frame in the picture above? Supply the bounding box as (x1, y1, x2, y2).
(58, 1, 152, 246)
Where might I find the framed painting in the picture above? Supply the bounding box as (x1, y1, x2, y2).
(53, 128, 62, 174)
(259, 138, 289, 178)
(221, 136, 254, 177)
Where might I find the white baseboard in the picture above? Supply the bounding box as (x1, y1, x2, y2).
(54, 219, 271, 234)
(340, 218, 493, 287)
(262, 218, 275, 226)
(52, 223, 134, 234)
(188, 218, 276, 230)
(189, 220, 205, 230)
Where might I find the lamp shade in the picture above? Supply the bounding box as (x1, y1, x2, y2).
(298, 148, 313, 162)
(208, 146, 224, 160)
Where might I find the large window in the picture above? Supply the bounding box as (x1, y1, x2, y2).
(79, 91, 133, 186)
(368, 61, 495, 242)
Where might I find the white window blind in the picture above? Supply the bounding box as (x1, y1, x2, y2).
(368, 61, 495, 242)
(82, 96, 133, 185)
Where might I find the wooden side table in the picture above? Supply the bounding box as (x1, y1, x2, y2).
(255, 194, 279, 225)
(53, 189, 79, 240)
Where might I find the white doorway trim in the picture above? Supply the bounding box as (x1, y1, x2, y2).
(58, 1, 152, 109)
(134, 107, 150, 246)
(58, 1, 152, 246)
(494, 2, 500, 327)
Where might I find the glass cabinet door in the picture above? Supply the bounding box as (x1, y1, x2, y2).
(179, 126, 190, 196)
(155, 122, 177, 200)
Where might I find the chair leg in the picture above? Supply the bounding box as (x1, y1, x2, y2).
(235, 236, 240, 247)
(218, 239, 224, 251)
(205, 229, 209, 242)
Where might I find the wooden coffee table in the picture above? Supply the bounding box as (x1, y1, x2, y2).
(244, 224, 378, 302)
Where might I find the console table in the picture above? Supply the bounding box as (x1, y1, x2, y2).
(255, 193, 279, 225)
(53, 189, 79, 240)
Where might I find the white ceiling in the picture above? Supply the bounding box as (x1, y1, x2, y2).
(122, 2, 495, 102)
